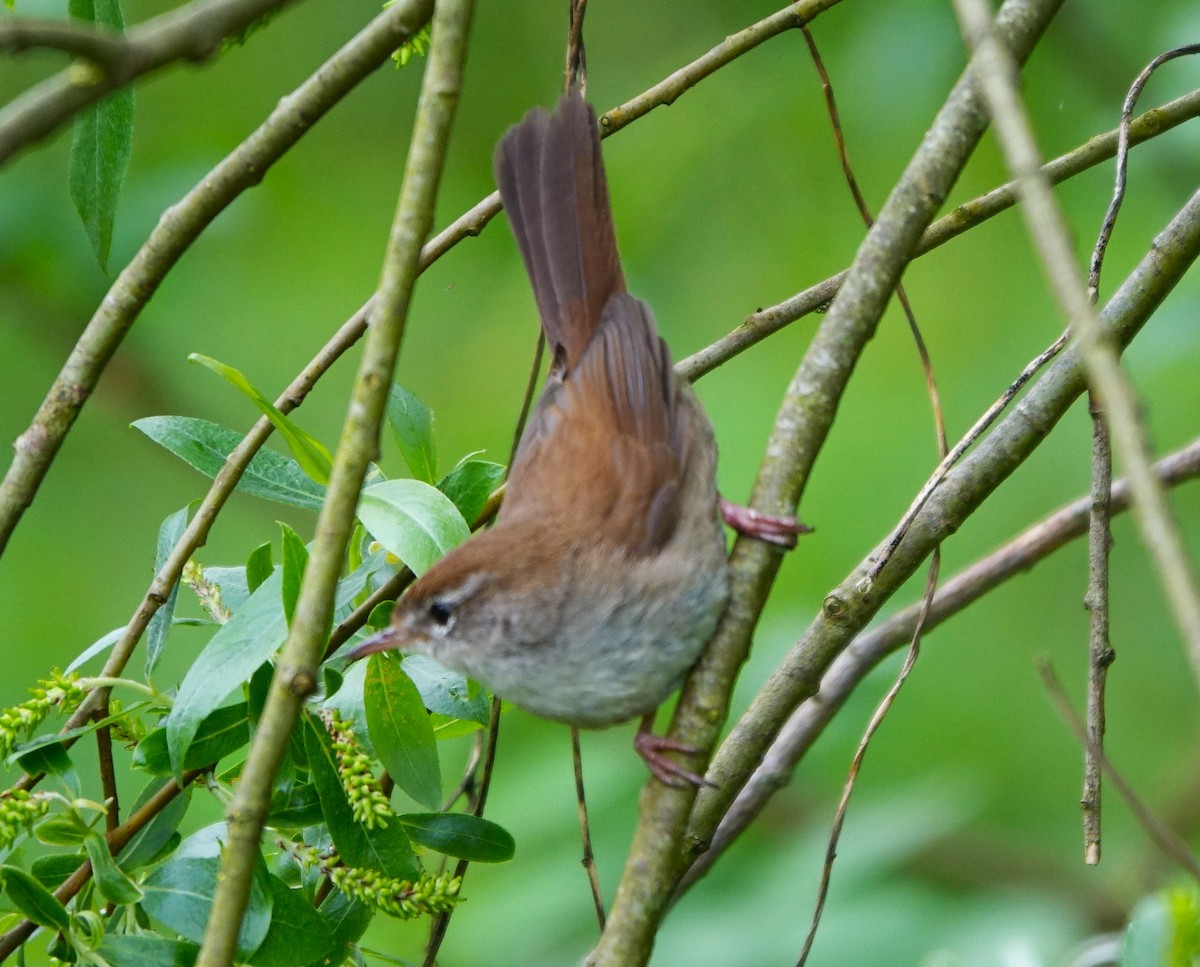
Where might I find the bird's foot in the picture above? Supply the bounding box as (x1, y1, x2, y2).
(634, 716, 714, 788)
(719, 497, 811, 549)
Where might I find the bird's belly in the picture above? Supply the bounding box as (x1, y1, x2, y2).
(469, 557, 730, 728)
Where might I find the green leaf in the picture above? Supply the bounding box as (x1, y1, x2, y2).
(403, 654, 490, 726)
(188, 354, 333, 485)
(30, 854, 82, 892)
(364, 656, 440, 810)
(1123, 894, 1169, 967)
(68, 0, 133, 272)
(246, 542, 274, 594)
(303, 717, 419, 880)
(96, 934, 198, 967)
(141, 824, 272, 957)
(247, 875, 335, 967)
(35, 815, 91, 847)
(267, 780, 324, 830)
(84, 830, 144, 904)
(437, 459, 504, 524)
(386, 383, 437, 483)
(397, 812, 515, 863)
(0, 864, 70, 930)
(137, 703, 250, 775)
(358, 478, 470, 576)
(166, 557, 382, 775)
(147, 504, 190, 676)
(133, 416, 326, 510)
(317, 888, 373, 963)
(14, 742, 79, 796)
(279, 523, 308, 627)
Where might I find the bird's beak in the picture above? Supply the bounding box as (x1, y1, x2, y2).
(345, 625, 407, 662)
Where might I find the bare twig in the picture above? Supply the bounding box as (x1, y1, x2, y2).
(795, 25, 948, 956)
(572, 728, 607, 931)
(1037, 661, 1200, 882)
(1083, 399, 1113, 865)
(194, 0, 475, 961)
(954, 0, 1200, 692)
(678, 439, 1200, 893)
(796, 558, 938, 967)
(868, 332, 1069, 582)
(0, 0, 303, 166)
(1089, 45, 1200, 300)
(565, 0, 587, 93)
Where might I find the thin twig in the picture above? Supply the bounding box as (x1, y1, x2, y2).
(565, 0, 587, 93)
(954, 0, 1200, 692)
(1083, 398, 1112, 865)
(94, 696, 120, 834)
(0, 0, 303, 165)
(1089, 45, 1200, 300)
(1037, 661, 1200, 882)
(573, 728, 607, 931)
(423, 694, 501, 967)
(868, 332, 1069, 583)
(194, 0, 474, 961)
(678, 436, 1200, 894)
(795, 25, 948, 956)
(1079, 48, 1200, 860)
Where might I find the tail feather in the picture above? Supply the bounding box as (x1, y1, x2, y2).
(494, 90, 625, 371)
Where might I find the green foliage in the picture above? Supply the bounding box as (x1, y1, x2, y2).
(0, 381, 513, 963)
(67, 0, 133, 271)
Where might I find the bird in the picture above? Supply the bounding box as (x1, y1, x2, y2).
(350, 89, 801, 785)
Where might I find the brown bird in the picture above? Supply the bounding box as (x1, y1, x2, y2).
(351, 90, 800, 785)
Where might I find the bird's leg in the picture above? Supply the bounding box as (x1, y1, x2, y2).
(634, 712, 714, 788)
(719, 497, 811, 549)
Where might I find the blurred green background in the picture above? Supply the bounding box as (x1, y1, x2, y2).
(2, 0, 1200, 964)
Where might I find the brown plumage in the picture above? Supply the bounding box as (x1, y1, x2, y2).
(351, 90, 731, 785)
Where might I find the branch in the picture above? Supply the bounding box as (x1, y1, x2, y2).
(0, 0, 303, 166)
(194, 0, 474, 960)
(954, 0, 1200, 690)
(587, 0, 1066, 963)
(690, 187, 1200, 866)
(0, 0, 432, 559)
(680, 436, 1200, 892)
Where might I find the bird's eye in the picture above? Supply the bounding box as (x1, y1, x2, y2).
(428, 601, 453, 627)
